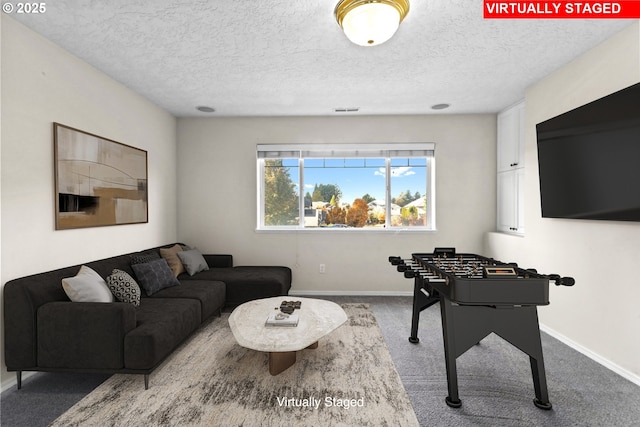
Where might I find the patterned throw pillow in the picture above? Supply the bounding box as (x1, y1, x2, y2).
(107, 269, 141, 307)
(131, 258, 180, 296)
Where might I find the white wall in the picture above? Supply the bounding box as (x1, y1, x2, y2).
(177, 114, 496, 294)
(486, 22, 640, 382)
(0, 16, 178, 387)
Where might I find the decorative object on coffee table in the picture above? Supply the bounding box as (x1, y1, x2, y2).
(229, 296, 347, 375)
(265, 311, 299, 327)
(279, 300, 301, 314)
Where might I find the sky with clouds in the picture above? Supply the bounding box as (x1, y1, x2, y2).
(304, 163, 426, 204)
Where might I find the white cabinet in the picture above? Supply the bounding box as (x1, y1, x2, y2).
(497, 101, 524, 172)
(497, 168, 524, 234)
(497, 101, 525, 234)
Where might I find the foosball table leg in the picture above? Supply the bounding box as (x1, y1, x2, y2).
(409, 276, 422, 343)
(531, 355, 553, 410)
(520, 308, 553, 410)
(408, 275, 440, 344)
(440, 298, 462, 408)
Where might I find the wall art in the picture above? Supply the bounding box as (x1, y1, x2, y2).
(54, 123, 148, 229)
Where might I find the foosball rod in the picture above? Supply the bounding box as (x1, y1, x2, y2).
(525, 269, 575, 287)
(388, 257, 447, 283)
(391, 256, 574, 286)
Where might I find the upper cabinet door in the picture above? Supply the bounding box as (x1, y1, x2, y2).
(497, 101, 524, 172)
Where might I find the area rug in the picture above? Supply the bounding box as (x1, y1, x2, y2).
(51, 303, 419, 427)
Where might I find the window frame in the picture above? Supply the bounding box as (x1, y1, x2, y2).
(257, 143, 436, 232)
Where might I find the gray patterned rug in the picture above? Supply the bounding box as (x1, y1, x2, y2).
(50, 303, 419, 426)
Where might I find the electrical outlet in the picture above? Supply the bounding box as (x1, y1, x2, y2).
(319, 264, 326, 274)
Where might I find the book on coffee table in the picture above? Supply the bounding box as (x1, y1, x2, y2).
(265, 312, 299, 327)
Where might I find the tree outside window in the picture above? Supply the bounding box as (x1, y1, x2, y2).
(263, 159, 298, 226)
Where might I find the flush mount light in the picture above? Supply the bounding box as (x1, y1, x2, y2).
(335, 0, 410, 47)
(196, 106, 216, 113)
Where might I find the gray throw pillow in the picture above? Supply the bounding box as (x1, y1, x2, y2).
(177, 248, 209, 276)
(107, 269, 141, 306)
(131, 258, 180, 296)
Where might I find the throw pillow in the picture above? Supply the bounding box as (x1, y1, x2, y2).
(62, 265, 114, 303)
(107, 269, 141, 306)
(159, 244, 185, 277)
(131, 258, 180, 296)
(130, 252, 161, 265)
(176, 248, 210, 276)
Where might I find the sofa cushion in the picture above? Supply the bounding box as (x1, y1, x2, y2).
(107, 269, 141, 307)
(131, 259, 179, 296)
(181, 266, 292, 306)
(37, 301, 135, 370)
(176, 248, 209, 276)
(62, 266, 114, 303)
(123, 298, 201, 370)
(152, 280, 225, 321)
(160, 244, 185, 277)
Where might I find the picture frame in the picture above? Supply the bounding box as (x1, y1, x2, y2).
(54, 123, 148, 230)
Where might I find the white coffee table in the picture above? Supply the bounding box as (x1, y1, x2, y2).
(228, 296, 347, 375)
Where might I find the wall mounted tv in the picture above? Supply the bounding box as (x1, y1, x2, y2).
(536, 82, 640, 222)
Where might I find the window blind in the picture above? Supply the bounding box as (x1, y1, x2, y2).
(257, 143, 434, 159)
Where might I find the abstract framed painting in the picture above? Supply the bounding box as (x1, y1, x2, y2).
(54, 123, 148, 230)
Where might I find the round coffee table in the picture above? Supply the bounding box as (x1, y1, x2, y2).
(228, 296, 347, 375)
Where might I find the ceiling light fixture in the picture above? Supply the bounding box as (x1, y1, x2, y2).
(335, 0, 410, 47)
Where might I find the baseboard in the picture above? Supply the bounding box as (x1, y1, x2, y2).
(540, 324, 640, 387)
(289, 290, 413, 297)
(1, 371, 37, 393)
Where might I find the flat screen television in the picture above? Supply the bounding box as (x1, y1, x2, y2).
(536, 82, 640, 222)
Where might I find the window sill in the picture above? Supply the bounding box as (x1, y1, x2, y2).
(255, 227, 437, 234)
(496, 229, 525, 237)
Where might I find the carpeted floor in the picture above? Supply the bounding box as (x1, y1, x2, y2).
(357, 296, 640, 426)
(2, 296, 640, 426)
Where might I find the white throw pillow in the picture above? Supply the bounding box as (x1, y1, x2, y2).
(62, 265, 114, 303)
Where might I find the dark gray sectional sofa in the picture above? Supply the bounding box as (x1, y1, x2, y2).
(3, 243, 291, 389)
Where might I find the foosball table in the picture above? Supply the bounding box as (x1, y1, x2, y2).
(389, 247, 574, 410)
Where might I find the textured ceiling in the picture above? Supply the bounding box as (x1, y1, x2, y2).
(9, 1, 634, 117)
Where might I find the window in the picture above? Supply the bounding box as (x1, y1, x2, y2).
(257, 144, 435, 231)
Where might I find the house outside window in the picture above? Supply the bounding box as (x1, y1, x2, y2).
(257, 144, 435, 231)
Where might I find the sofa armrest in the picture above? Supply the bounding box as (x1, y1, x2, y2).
(203, 254, 233, 268)
(37, 302, 137, 370)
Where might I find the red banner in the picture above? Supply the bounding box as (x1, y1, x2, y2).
(484, 1, 640, 18)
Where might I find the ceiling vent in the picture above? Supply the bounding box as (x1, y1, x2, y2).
(196, 106, 216, 113)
